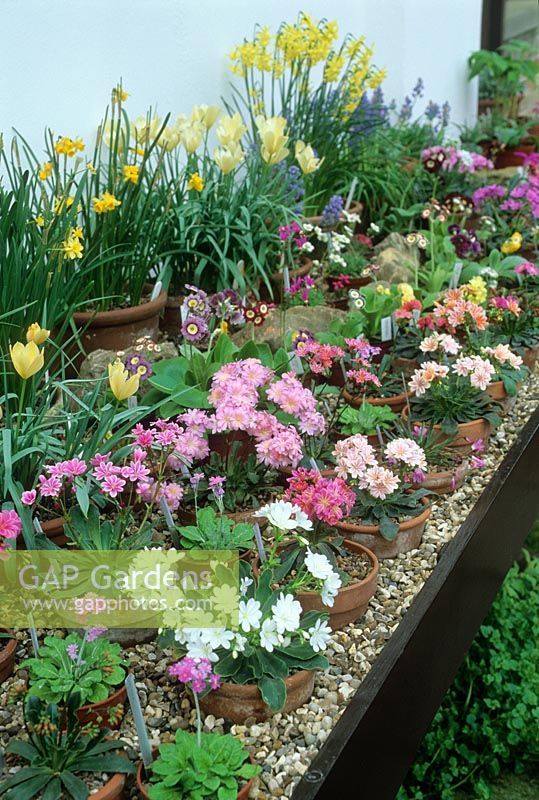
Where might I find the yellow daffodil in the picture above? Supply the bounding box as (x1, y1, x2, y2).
(108, 359, 140, 401)
(190, 104, 221, 130)
(63, 236, 84, 260)
(187, 172, 204, 192)
(213, 143, 244, 175)
(464, 276, 487, 304)
(295, 140, 324, 174)
(501, 231, 522, 254)
(54, 136, 85, 157)
(111, 85, 129, 103)
(71, 227, 83, 240)
(26, 323, 50, 345)
(35, 214, 44, 226)
(53, 195, 75, 214)
(86, 162, 97, 174)
(256, 115, 289, 165)
(93, 192, 121, 214)
(216, 113, 247, 147)
(123, 164, 139, 184)
(38, 161, 53, 181)
(398, 283, 415, 303)
(10, 341, 45, 380)
(323, 54, 344, 83)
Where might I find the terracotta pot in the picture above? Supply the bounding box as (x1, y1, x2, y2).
(334, 498, 431, 560)
(302, 200, 363, 227)
(393, 356, 420, 376)
(493, 142, 535, 169)
(85, 769, 127, 800)
(486, 380, 516, 414)
(343, 388, 412, 415)
(369, 338, 393, 364)
(73, 290, 167, 356)
(159, 293, 184, 336)
(208, 430, 255, 462)
(522, 343, 539, 370)
(136, 751, 256, 800)
(328, 275, 373, 310)
(296, 540, 378, 630)
(176, 505, 266, 530)
(16, 516, 68, 550)
(0, 632, 17, 683)
(402, 407, 492, 454)
(199, 669, 315, 723)
(75, 682, 128, 729)
(414, 459, 469, 495)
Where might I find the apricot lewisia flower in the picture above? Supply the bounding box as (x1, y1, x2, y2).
(501, 231, 522, 254)
(108, 359, 140, 401)
(93, 192, 121, 214)
(10, 341, 44, 379)
(54, 136, 85, 157)
(187, 172, 204, 192)
(123, 164, 139, 184)
(26, 323, 50, 345)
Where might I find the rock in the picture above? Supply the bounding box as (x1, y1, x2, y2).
(231, 305, 347, 351)
(373, 232, 419, 283)
(79, 340, 179, 381)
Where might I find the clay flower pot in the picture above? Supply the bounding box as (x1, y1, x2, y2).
(302, 200, 363, 227)
(0, 632, 17, 683)
(159, 293, 184, 336)
(334, 498, 431, 560)
(343, 388, 412, 415)
(264, 256, 313, 301)
(16, 516, 68, 550)
(486, 380, 516, 414)
(199, 669, 315, 724)
(402, 407, 492, 455)
(414, 459, 469, 495)
(493, 141, 535, 169)
(522, 343, 539, 371)
(75, 683, 128, 729)
(136, 752, 256, 800)
(87, 763, 128, 800)
(73, 290, 167, 356)
(296, 540, 379, 630)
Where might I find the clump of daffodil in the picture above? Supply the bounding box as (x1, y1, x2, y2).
(10, 341, 45, 380)
(463, 276, 488, 304)
(53, 195, 75, 214)
(256, 115, 289, 165)
(54, 136, 85, 157)
(108, 359, 140, 401)
(123, 164, 139, 184)
(26, 324, 50, 346)
(295, 140, 323, 174)
(38, 161, 53, 181)
(501, 231, 522, 254)
(62, 227, 84, 260)
(213, 143, 244, 175)
(187, 172, 204, 192)
(93, 192, 122, 214)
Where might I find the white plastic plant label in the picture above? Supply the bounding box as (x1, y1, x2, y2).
(381, 316, 393, 341)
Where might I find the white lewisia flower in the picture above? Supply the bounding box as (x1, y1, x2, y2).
(321, 571, 342, 607)
(304, 549, 334, 580)
(232, 633, 247, 658)
(199, 628, 235, 649)
(271, 593, 302, 634)
(238, 598, 262, 632)
(259, 618, 280, 652)
(308, 618, 332, 652)
(185, 638, 219, 662)
(254, 500, 312, 532)
(239, 576, 254, 596)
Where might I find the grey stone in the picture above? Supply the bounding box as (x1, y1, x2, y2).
(79, 340, 178, 381)
(373, 232, 419, 284)
(231, 306, 347, 350)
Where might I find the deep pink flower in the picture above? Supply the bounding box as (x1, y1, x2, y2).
(38, 474, 62, 498)
(21, 490, 37, 506)
(0, 510, 22, 539)
(100, 475, 126, 497)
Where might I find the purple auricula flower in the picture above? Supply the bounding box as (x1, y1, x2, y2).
(66, 643, 79, 661)
(181, 315, 209, 344)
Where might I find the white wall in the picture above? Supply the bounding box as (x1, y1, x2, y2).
(0, 0, 482, 153)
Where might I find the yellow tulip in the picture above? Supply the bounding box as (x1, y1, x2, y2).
(10, 341, 45, 380)
(216, 112, 247, 147)
(191, 104, 221, 130)
(26, 323, 50, 346)
(213, 143, 244, 175)
(131, 115, 161, 144)
(108, 360, 140, 401)
(256, 115, 289, 165)
(179, 122, 205, 154)
(295, 140, 324, 174)
(158, 124, 182, 151)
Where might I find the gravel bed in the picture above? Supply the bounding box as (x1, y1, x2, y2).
(1, 374, 537, 798)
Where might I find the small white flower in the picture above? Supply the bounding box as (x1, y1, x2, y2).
(321, 572, 342, 607)
(308, 618, 332, 652)
(199, 628, 235, 650)
(259, 618, 280, 652)
(304, 549, 334, 580)
(239, 576, 254, 596)
(271, 592, 302, 634)
(186, 639, 219, 662)
(254, 500, 312, 532)
(232, 632, 248, 658)
(238, 598, 262, 632)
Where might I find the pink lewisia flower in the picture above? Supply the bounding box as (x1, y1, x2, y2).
(514, 262, 539, 276)
(0, 510, 22, 539)
(21, 490, 37, 506)
(471, 439, 485, 453)
(38, 474, 63, 498)
(100, 474, 126, 498)
(470, 455, 486, 469)
(362, 465, 400, 499)
(62, 459, 87, 477)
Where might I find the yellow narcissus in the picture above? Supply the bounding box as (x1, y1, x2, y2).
(216, 112, 247, 147)
(213, 143, 244, 175)
(10, 341, 45, 380)
(26, 324, 50, 346)
(108, 360, 140, 401)
(295, 140, 324, 174)
(256, 115, 289, 164)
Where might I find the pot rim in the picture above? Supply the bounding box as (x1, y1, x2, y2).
(90, 770, 127, 800)
(207, 668, 314, 699)
(344, 388, 413, 409)
(73, 290, 167, 326)
(402, 405, 490, 431)
(0, 631, 17, 662)
(295, 539, 379, 599)
(335, 496, 431, 535)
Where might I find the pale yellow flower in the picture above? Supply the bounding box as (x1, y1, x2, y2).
(108, 359, 140, 401)
(102, 120, 128, 151)
(216, 113, 247, 147)
(190, 104, 221, 130)
(256, 115, 289, 165)
(295, 140, 324, 174)
(398, 283, 415, 303)
(10, 341, 44, 380)
(179, 122, 205, 154)
(213, 143, 244, 174)
(131, 115, 161, 144)
(111, 85, 129, 103)
(157, 125, 182, 151)
(26, 323, 50, 345)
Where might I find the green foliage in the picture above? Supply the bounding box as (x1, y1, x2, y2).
(147, 729, 260, 800)
(63, 505, 153, 550)
(348, 488, 429, 541)
(338, 401, 397, 436)
(398, 556, 539, 800)
(0, 693, 134, 800)
(468, 40, 539, 117)
(22, 632, 127, 706)
(177, 506, 254, 551)
(409, 376, 501, 433)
